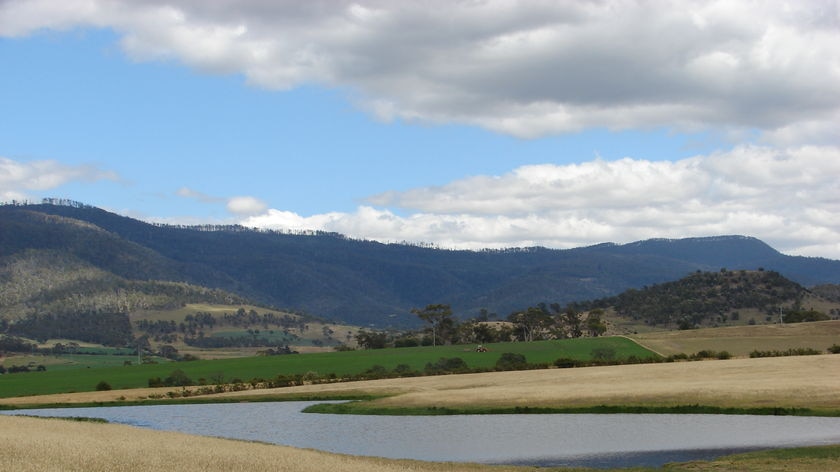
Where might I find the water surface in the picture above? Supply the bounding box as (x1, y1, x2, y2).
(5, 402, 840, 468)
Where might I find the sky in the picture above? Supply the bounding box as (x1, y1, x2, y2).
(1, 1, 839, 259)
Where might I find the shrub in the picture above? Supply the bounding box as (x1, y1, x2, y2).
(495, 352, 528, 371)
(591, 347, 616, 361)
(828, 344, 840, 354)
(553, 358, 579, 368)
(750, 347, 823, 358)
(393, 364, 418, 377)
(163, 369, 194, 387)
(425, 357, 468, 375)
(95, 381, 112, 391)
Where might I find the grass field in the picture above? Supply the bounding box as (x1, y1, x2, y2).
(0, 337, 654, 398)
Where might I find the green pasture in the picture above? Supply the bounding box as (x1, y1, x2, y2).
(0, 337, 655, 399)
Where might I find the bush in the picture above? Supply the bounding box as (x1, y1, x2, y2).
(425, 357, 468, 375)
(163, 369, 194, 387)
(95, 381, 112, 391)
(750, 347, 822, 358)
(393, 364, 418, 377)
(828, 344, 840, 354)
(591, 347, 616, 361)
(495, 352, 528, 371)
(553, 358, 579, 368)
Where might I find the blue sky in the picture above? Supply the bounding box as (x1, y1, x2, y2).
(1, 1, 839, 258)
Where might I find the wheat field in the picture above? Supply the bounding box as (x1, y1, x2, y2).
(0, 415, 538, 472)
(630, 320, 840, 357)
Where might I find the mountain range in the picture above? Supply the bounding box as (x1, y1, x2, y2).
(2, 200, 839, 327)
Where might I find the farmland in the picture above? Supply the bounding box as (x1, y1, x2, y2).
(0, 337, 653, 399)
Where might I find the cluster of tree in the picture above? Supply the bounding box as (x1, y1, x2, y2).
(749, 347, 824, 358)
(183, 334, 298, 348)
(780, 309, 830, 323)
(219, 308, 310, 330)
(148, 368, 194, 387)
(7, 311, 133, 346)
(134, 309, 310, 344)
(256, 345, 298, 356)
(355, 303, 607, 349)
(0, 335, 38, 354)
(0, 364, 46, 374)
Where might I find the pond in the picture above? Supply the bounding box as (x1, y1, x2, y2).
(5, 402, 840, 468)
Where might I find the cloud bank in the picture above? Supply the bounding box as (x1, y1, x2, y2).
(2, 0, 838, 142)
(2, 1, 838, 258)
(242, 145, 840, 259)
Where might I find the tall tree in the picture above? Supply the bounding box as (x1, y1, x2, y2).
(508, 306, 554, 342)
(411, 304, 453, 346)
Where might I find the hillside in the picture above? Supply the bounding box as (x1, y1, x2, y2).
(2, 200, 840, 327)
(576, 269, 839, 329)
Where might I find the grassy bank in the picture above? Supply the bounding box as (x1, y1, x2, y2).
(1, 415, 838, 472)
(302, 402, 829, 417)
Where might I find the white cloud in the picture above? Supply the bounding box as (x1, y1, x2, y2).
(0, 157, 118, 201)
(2, 1, 838, 142)
(241, 145, 840, 259)
(226, 195, 268, 216)
(175, 188, 267, 216)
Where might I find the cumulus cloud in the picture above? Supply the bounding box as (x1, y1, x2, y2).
(226, 196, 268, 216)
(1, 0, 838, 142)
(0, 157, 118, 201)
(241, 145, 840, 259)
(175, 188, 267, 216)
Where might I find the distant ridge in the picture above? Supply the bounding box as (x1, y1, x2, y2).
(2, 200, 839, 326)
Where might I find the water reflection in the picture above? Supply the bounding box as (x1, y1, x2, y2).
(5, 402, 840, 468)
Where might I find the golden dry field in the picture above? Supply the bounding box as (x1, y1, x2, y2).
(0, 415, 536, 472)
(630, 320, 840, 357)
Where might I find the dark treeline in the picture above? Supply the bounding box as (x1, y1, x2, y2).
(7, 312, 133, 346)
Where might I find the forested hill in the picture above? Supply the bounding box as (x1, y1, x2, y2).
(2, 201, 839, 326)
(570, 269, 838, 329)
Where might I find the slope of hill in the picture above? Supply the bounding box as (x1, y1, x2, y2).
(2, 200, 840, 327)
